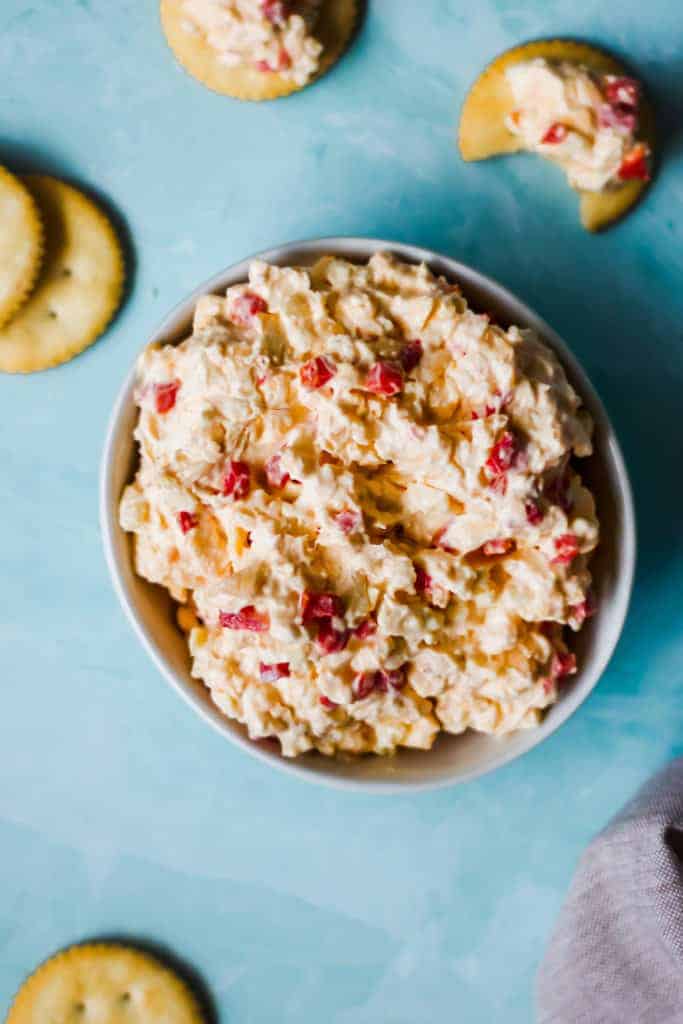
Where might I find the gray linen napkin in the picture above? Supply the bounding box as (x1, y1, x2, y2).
(537, 759, 683, 1023)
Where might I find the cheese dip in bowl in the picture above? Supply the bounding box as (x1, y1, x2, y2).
(101, 238, 634, 791)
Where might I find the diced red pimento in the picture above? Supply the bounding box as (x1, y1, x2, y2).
(365, 361, 404, 397)
(541, 122, 568, 144)
(482, 538, 515, 556)
(551, 651, 577, 679)
(400, 339, 423, 373)
(484, 431, 516, 494)
(352, 672, 377, 701)
(352, 665, 407, 701)
(232, 292, 267, 325)
(333, 509, 362, 535)
(598, 103, 637, 133)
(570, 593, 596, 627)
(264, 454, 290, 490)
(154, 380, 180, 414)
(177, 510, 198, 534)
(354, 616, 377, 640)
(300, 355, 336, 390)
(259, 661, 290, 682)
(618, 143, 650, 182)
(223, 460, 251, 500)
(300, 591, 345, 624)
(414, 565, 432, 596)
(319, 695, 339, 710)
(219, 605, 270, 631)
(376, 665, 407, 692)
(525, 499, 543, 526)
(277, 47, 291, 70)
(255, 59, 273, 72)
(604, 76, 639, 109)
(261, 0, 290, 25)
(316, 618, 349, 654)
(552, 533, 580, 565)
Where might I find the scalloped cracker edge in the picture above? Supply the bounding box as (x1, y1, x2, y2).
(0, 176, 125, 373)
(160, 0, 358, 101)
(6, 942, 204, 1024)
(0, 166, 44, 327)
(458, 39, 656, 231)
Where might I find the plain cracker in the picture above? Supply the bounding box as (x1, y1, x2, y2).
(160, 0, 358, 101)
(0, 176, 125, 373)
(6, 943, 204, 1024)
(458, 39, 656, 232)
(0, 166, 44, 327)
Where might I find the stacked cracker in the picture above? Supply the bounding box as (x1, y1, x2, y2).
(0, 168, 124, 373)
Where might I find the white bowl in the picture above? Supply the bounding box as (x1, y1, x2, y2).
(100, 237, 635, 792)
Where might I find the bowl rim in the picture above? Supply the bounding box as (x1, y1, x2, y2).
(100, 235, 636, 793)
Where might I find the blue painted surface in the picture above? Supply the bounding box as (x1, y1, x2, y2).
(2, 1, 682, 1020)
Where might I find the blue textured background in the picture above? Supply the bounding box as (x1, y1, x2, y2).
(2, 1, 682, 1020)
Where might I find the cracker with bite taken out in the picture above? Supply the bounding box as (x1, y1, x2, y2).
(458, 39, 656, 231)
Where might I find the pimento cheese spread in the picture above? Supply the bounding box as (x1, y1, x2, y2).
(181, 0, 323, 86)
(120, 253, 599, 757)
(505, 59, 650, 191)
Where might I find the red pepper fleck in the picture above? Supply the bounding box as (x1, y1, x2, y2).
(261, 0, 290, 25)
(551, 651, 577, 679)
(277, 47, 291, 70)
(598, 103, 637, 134)
(414, 565, 433, 597)
(570, 593, 596, 627)
(264, 453, 290, 490)
(316, 618, 349, 654)
(259, 661, 290, 682)
(618, 143, 650, 182)
(354, 616, 377, 640)
(319, 695, 339, 710)
(400, 339, 423, 373)
(604, 76, 639, 109)
(219, 605, 270, 631)
(300, 591, 345, 624)
(353, 665, 407, 700)
(177, 510, 198, 534)
(222, 460, 251, 500)
(485, 431, 516, 494)
(154, 380, 180, 414)
(552, 533, 580, 565)
(482, 538, 515, 556)
(333, 509, 362, 535)
(525, 500, 543, 526)
(376, 665, 408, 692)
(365, 361, 404, 397)
(300, 355, 336, 389)
(541, 122, 568, 144)
(352, 672, 377, 701)
(232, 292, 267, 325)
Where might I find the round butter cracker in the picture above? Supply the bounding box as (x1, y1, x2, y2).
(160, 0, 359, 101)
(458, 39, 656, 231)
(0, 176, 125, 373)
(6, 943, 204, 1024)
(0, 166, 44, 327)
